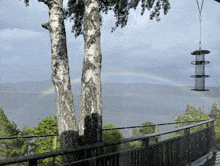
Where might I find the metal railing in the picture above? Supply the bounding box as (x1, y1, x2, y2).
(0, 118, 211, 140)
(0, 119, 216, 166)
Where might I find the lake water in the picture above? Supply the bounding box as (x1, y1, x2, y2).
(0, 82, 216, 139)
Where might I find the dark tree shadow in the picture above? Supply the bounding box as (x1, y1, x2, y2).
(59, 113, 103, 165)
(59, 130, 79, 164)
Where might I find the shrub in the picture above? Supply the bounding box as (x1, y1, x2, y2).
(129, 121, 161, 148)
(208, 102, 220, 149)
(22, 116, 61, 166)
(102, 124, 124, 154)
(0, 108, 29, 165)
(168, 104, 210, 138)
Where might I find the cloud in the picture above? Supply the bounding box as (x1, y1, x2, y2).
(0, 28, 45, 40)
(0, 28, 47, 54)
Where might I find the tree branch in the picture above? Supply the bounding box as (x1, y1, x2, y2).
(41, 22, 52, 31)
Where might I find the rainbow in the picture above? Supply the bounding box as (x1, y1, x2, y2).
(41, 71, 215, 104)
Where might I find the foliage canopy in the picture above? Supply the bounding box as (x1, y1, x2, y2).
(22, 116, 61, 166)
(167, 104, 210, 138)
(20, 0, 171, 38)
(64, 0, 171, 37)
(0, 108, 29, 165)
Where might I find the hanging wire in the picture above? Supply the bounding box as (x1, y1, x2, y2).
(196, 0, 204, 50)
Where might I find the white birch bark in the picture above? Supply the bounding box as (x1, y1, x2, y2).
(40, 1, 78, 162)
(41, 0, 77, 136)
(78, 0, 103, 144)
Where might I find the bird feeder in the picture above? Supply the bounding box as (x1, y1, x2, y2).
(191, 50, 210, 91)
(190, 0, 211, 91)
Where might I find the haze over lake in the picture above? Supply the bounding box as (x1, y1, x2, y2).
(0, 75, 218, 134)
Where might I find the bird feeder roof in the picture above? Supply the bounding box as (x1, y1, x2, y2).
(191, 50, 210, 55)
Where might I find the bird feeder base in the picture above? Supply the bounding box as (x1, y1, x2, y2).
(191, 89, 210, 91)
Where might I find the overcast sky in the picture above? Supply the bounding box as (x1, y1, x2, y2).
(1, 0, 220, 87)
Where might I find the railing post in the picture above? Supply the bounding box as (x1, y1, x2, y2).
(184, 128, 191, 166)
(155, 125, 159, 142)
(52, 135, 57, 165)
(211, 121, 217, 153)
(142, 137, 149, 166)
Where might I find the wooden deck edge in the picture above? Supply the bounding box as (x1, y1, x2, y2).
(190, 151, 213, 165)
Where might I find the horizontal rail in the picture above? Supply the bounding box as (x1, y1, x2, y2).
(0, 134, 59, 140)
(0, 119, 214, 165)
(102, 118, 212, 131)
(0, 118, 215, 140)
(62, 147, 144, 165)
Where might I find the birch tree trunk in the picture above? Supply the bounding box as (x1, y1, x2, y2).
(78, 0, 103, 146)
(40, 0, 78, 163)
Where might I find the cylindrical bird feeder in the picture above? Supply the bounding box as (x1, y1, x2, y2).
(191, 50, 210, 91)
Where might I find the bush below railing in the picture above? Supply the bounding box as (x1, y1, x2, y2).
(0, 119, 216, 166)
